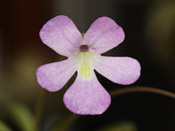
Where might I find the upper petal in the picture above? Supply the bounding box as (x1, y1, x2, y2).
(36, 59, 76, 92)
(84, 16, 125, 54)
(63, 73, 111, 115)
(40, 15, 83, 57)
(94, 56, 141, 85)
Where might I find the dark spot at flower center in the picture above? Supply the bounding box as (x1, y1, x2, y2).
(80, 45, 89, 52)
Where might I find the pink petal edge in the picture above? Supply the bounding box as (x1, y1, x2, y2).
(84, 16, 125, 54)
(36, 59, 76, 92)
(40, 15, 82, 57)
(63, 73, 111, 115)
(94, 56, 141, 85)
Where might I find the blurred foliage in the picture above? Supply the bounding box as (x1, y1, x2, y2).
(8, 50, 41, 102)
(145, 0, 175, 87)
(0, 121, 11, 131)
(97, 121, 137, 131)
(50, 114, 78, 131)
(7, 102, 35, 131)
(145, 0, 175, 65)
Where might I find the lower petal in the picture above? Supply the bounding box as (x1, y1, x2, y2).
(94, 56, 141, 85)
(63, 74, 111, 115)
(36, 59, 76, 92)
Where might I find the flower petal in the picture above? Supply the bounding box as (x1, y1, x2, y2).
(40, 15, 82, 57)
(36, 59, 76, 92)
(63, 74, 111, 115)
(84, 16, 125, 54)
(94, 56, 141, 85)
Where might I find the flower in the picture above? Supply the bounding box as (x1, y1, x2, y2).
(36, 15, 141, 115)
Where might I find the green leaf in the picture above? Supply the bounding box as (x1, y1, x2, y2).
(0, 121, 11, 131)
(8, 102, 35, 131)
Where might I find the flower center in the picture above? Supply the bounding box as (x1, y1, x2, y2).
(80, 45, 89, 52)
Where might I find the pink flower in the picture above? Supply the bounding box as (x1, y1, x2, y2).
(36, 15, 141, 115)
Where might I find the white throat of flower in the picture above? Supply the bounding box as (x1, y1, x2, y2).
(73, 45, 97, 80)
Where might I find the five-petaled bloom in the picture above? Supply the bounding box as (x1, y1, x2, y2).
(36, 15, 141, 115)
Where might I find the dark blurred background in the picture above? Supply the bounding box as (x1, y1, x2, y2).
(0, 0, 174, 131)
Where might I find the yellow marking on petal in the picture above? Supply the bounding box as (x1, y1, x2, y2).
(82, 33, 85, 38)
(79, 60, 92, 79)
(73, 50, 97, 79)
